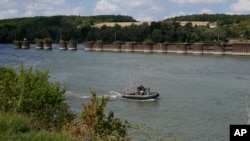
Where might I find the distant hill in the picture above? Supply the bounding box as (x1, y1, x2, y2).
(166, 14, 250, 26)
(92, 22, 151, 28)
(0, 15, 136, 43)
(0, 14, 249, 43)
(0, 15, 136, 26)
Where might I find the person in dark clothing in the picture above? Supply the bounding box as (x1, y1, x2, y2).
(137, 84, 145, 95)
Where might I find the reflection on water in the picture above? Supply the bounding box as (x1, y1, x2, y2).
(1, 44, 250, 141)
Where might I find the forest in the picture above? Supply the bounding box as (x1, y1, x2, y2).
(0, 14, 249, 43)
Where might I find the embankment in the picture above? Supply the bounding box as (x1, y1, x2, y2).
(84, 42, 250, 56)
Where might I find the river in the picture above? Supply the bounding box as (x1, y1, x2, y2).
(1, 44, 250, 141)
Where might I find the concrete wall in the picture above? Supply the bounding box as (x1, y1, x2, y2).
(13, 41, 22, 49)
(86, 42, 250, 56)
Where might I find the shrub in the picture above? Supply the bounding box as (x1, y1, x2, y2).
(0, 113, 31, 134)
(34, 38, 43, 43)
(143, 38, 154, 44)
(43, 37, 52, 43)
(69, 39, 76, 43)
(0, 113, 73, 141)
(0, 62, 75, 131)
(64, 92, 130, 141)
(59, 40, 65, 43)
(96, 40, 103, 43)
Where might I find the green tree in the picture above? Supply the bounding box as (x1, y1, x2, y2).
(64, 92, 130, 141)
(0, 63, 75, 131)
(161, 21, 175, 42)
(151, 29, 164, 42)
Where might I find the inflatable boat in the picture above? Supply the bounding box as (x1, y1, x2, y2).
(122, 87, 159, 100)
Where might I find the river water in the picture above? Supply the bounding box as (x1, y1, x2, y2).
(1, 44, 250, 140)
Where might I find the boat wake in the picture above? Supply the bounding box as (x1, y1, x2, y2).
(66, 91, 91, 99)
(107, 91, 122, 99)
(66, 90, 157, 101)
(66, 90, 123, 100)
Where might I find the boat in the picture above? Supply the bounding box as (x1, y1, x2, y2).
(121, 86, 160, 100)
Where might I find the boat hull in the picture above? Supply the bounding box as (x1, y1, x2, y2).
(121, 92, 159, 100)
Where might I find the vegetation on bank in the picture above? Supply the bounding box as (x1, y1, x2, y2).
(0, 114, 72, 141)
(0, 14, 249, 43)
(0, 62, 75, 131)
(0, 63, 179, 141)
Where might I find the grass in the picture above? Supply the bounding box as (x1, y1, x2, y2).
(0, 113, 72, 141)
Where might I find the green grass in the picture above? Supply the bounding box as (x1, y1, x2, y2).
(0, 113, 72, 141)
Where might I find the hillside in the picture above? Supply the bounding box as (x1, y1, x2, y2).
(0, 15, 136, 43)
(0, 14, 249, 43)
(167, 14, 250, 26)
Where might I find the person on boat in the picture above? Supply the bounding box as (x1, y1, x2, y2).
(137, 84, 146, 95)
(125, 87, 133, 95)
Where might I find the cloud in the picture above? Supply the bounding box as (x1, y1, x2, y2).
(167, 11, 192, 19)
(201, 9, 213, 14)
(25, 1, 85, 16)
(230, 0, 250, 13)
(93, 0, 165, 21)
(0, 9, 18, 19)
(0, 0, 8, 5)
(171, 0, 224, 4)
(94, 0, 118, 14)
(0, 0, 85, 19)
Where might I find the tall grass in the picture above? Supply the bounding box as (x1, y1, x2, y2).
(0, 113, 72, 141)
(9, 131, 72, 141)
(0, 113, 31, 134)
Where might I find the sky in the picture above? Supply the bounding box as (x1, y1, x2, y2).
(0, 0, 250, 21)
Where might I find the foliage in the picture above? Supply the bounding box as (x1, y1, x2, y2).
(0, 15, 135, 43)
(1, 14, 250, 43)
(63, 92, 130, 141)
(68, 39, 76, 43)
(143, 38, 154, 44)
(59, 39, 66, 43)
(0, 113, 72, 141)
(113, 40, 123, 44)
(96, 40, 103, 43)
(34, 38, 43, 42)
(168, 14, 250, 25)
(0, 113, 31, 134)
(43, 37, 52, 43)
(128, 123, 183, 141)
(0, 62, 75, 131)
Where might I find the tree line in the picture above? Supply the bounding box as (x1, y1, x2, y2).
(168, 14, 250, 26)
(0, 14, 249, 43)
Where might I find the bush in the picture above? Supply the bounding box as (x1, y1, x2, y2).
(64, 92, 130, 141)
(11, 130, 72, 141)
(96, 40, 103, 43)
(43, 37, 52, 43)
(59, 40, 66, 43)
(143, 38, 154, 44)
(0, 62, 75, 131)
(0, 113, 72, 141)
(34, 38, 43, 43)
(69, 39, 76, 43)
(0, 113, 31, 134)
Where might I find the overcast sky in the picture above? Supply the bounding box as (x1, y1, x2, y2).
(0, 0, 249, 21)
